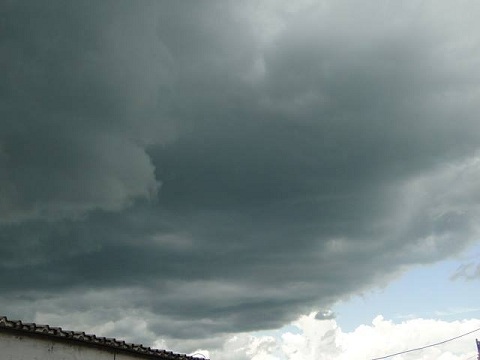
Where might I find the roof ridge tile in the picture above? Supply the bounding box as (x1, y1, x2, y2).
(0, 316, 206, 360)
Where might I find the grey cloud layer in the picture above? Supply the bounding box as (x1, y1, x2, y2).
(1, 0, 169, 221)
(2, 0, 480, 349)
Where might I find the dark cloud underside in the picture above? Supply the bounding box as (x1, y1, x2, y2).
(2, 0, 480, 349)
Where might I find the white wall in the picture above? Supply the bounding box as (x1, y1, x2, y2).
(0, 331, 152, 360)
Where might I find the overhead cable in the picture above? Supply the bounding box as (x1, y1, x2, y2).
(371, 326, 480, 360)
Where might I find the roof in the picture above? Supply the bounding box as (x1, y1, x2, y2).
(0, 316, 206, 360)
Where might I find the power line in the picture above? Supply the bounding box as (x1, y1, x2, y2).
(371, 326, 480, 360)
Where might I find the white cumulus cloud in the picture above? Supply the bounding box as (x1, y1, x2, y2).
(210, 313, 480, 360)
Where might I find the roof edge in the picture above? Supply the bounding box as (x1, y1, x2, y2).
(0, 316, 207, 360)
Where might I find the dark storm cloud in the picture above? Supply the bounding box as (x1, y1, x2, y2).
(2, 0, 480, 349)
(0, 0, 170, 221)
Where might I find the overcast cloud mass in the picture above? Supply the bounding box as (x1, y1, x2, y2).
(2, 0, 480, 356)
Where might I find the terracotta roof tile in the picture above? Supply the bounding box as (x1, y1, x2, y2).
(0, 316, 206, 360)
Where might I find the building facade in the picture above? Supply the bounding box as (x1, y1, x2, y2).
(0, 316, 203, 360)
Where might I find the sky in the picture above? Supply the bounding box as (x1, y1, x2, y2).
(1, 1, 480, 359)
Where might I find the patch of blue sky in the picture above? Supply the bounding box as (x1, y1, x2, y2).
(334, 242, 480, 332)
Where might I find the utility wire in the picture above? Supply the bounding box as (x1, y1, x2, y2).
(371, 326, 480, 360)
